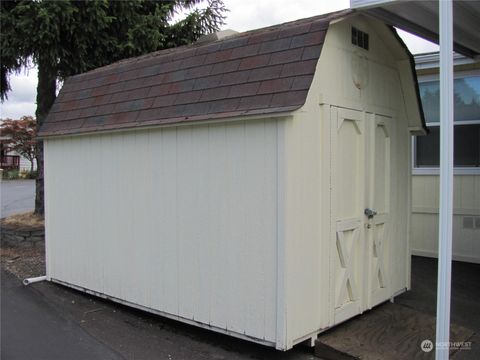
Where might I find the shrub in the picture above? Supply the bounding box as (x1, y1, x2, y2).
(3, 169, 20, 179)
(20, 170, 37, 179)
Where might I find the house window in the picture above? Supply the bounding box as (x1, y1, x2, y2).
(414, 74, 480, 171)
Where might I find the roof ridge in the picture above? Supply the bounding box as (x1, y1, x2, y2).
(72, 9, 352, 79)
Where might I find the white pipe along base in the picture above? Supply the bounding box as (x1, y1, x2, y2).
(23, 276, 47, 286)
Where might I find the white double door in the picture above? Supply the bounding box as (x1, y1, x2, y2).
(330, 107, 393, 325)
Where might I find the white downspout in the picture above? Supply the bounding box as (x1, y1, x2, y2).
(23, 276, 47, 286)
(435, 1, 454, 359)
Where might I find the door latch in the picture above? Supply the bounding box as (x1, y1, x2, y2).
(364, 208, 377, 219)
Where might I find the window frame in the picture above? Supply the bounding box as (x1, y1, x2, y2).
(412, 70, 480, 175)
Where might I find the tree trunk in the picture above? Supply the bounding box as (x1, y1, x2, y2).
(34, 57, 56, 215)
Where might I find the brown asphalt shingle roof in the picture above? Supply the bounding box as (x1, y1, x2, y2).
(38, 9, 353, 137)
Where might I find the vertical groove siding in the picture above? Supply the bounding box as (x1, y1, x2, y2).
(411, 174, 480, 263)
(44, 119, 278, 342)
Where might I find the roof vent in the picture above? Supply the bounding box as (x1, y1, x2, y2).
(196, 29, 238, 44)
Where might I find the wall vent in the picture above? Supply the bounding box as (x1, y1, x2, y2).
(352, 27, 369, 50)
(463, 216, 474, 229)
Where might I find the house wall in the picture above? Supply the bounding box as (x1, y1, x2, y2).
(410, 62, 480, 264)
(281, 14, 417, 347)
(44, 119, 280, 345)
(0, 147, 37, 172)
(411, 174, 480, 263)
(18, 153, 36, 172)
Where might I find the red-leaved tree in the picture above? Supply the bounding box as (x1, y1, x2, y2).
(0, 116, 37, 173)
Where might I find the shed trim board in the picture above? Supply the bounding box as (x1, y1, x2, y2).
(42, 11, 424, 351)
(275, 118, 288, 349)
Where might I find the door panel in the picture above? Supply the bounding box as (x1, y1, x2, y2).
(368, 115, 392, 307)
(330, 108, 393, 324)
(331, 108, 365, 324)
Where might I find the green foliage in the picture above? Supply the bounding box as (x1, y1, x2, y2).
(0, 0, 227, 100)
(0, 0, 226, 214)
(3, 169, 20, 180)
(1, 169, 36, 180)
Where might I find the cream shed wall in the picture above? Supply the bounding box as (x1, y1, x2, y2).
(43, 13, 422, 351)
(44, 119, 282, 347)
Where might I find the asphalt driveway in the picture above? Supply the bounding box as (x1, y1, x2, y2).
(1, 270, 123, 360)
(0, 179, 35, 218)
(1, 272, 315, 360)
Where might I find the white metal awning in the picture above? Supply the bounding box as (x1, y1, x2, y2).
(351, 1, 480, 360)
(351, 0, 480, 59)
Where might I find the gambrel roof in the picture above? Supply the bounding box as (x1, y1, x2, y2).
(38, 10, 353, 137)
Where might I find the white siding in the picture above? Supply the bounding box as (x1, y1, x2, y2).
(45, 119, 279, 343)
(5, 148, 37, 172)
(411, 174, 480, 263)
(19, 155, 36, 172)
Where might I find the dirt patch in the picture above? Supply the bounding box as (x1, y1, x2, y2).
(1, 211, 44, 228)
(0, 245, 45, 280)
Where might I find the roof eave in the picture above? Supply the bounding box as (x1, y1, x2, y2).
(38, 109, 298, 140)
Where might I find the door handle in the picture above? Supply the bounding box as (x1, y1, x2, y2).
(364, 208, 377, 219)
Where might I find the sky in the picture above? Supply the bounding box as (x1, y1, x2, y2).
(0, 0, 438, 120)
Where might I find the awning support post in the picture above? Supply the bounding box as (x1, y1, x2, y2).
(436, 0, 454, 359)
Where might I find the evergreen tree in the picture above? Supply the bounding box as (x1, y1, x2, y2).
(1, 0, 226, 214)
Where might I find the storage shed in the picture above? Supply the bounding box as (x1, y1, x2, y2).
(39, 10, 426, 350)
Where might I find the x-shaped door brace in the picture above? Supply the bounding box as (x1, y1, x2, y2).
(336, 227, 359, 307)
(372, 221, 387, 288)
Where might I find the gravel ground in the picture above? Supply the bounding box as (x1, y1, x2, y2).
(0, 244, 46, 280)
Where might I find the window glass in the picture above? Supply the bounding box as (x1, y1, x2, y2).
(454, 124, 480, 167)
(455, 77, 480, 121)
(415, 124, 480, 167)
(419, 81, 439, 123)
(419, 75, 480, 123)
(416, 75, 480, 169)
(416, 126, 439, 166)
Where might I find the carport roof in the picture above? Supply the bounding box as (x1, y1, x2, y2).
(351, 0, 480, 58)
(38, 10, 353, 137)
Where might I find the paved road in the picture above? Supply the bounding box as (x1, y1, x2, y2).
(0, 179, 35, 218)
(1, 271, 315, 360)
(1, 270, 124, 360)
